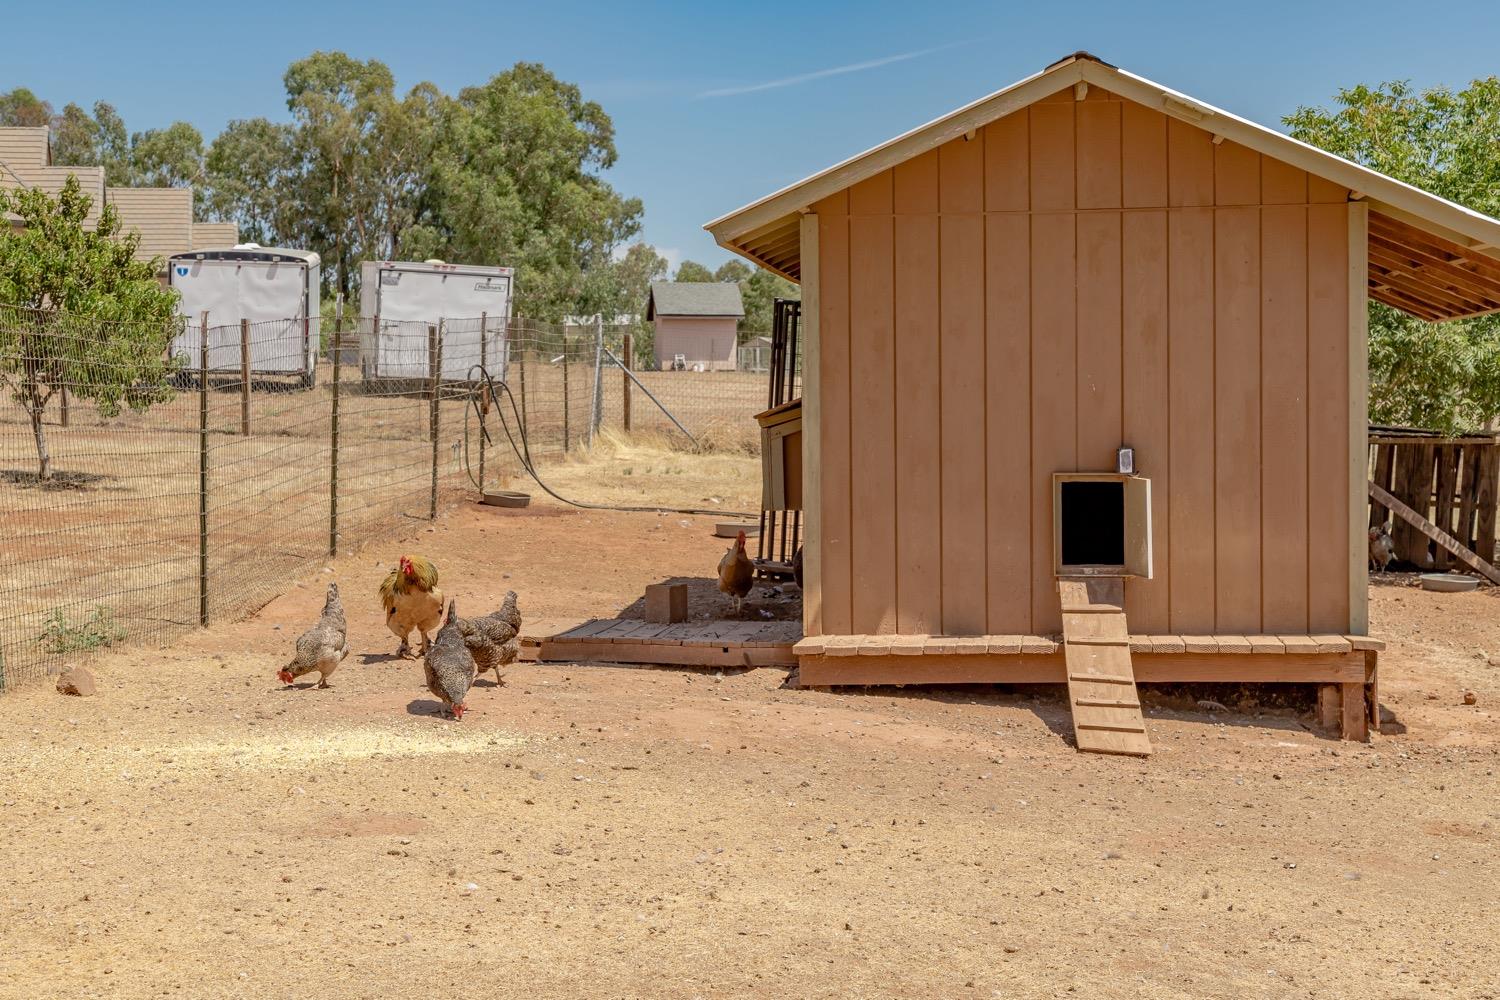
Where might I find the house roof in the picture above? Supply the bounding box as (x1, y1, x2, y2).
(106, 187, 192, 263)
(645, 281, 745, 320)
(0, 127, 104, 229)
(705, 52, 1500, 322)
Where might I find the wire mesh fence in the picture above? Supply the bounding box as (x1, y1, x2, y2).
(0, 305, 773, 690)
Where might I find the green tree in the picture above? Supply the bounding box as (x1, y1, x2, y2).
(131, 122, 206, 188)
(279, 52, 440, 297)
(408, 62, 642, 320)
(1286, 78, 1500, 431)
(738, 267, 798, 338)
(673, 260, 715, 282)
(712, 260, 751, 284)
(203, 117, 299, 245)
(0, 88, 50, 127)
(50, 103, 102, 168)
(600, 242, 668, 365)
(0, 176, 181, 480)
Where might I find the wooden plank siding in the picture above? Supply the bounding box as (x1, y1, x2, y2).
(810, 88, 1356, 637)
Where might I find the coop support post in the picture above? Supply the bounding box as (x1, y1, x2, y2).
(478, 312, 488, 493)
(1347, 201, 1369, 635)
(589, 314, 604, 448)
(429, 322, 442, 520)
(622, 331, 633, 432)
(197, 309, 210, 627)
(329, 294, 342, 557)
(240, 318, 251, 436)
(562, 336, 571, 453)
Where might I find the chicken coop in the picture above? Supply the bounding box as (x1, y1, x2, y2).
(706, 51, 1500, 746)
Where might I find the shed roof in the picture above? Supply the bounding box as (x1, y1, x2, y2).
(705, 52, 1500, 322)
(646, 281, 745, 320)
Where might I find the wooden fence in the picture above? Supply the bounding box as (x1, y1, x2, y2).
(1368, 428, 1500, 570)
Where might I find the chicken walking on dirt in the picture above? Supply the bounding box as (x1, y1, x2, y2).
(718, 530, 755, 617)
(424, 601, 478, 720)
(456, 590, 523, 684)
(379, 554, 443, 659)
(277, 583, 349, 689)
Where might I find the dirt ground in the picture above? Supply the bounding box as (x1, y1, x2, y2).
(1, 499, 1498, 999)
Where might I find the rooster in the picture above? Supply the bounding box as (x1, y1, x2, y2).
(717, 530, 755, 617)
(277, 583, 349, 689)
(379, 554, 443, 659)
(424, 601, 477, 720)
(457, 590, 522, 684)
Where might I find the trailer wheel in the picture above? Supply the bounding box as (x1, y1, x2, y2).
(299, 371, 315, 390)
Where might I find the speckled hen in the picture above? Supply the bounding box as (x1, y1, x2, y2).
(277, 583, 349, 689)
(457, 590, 522, 684)
(424, 601, 477, 720)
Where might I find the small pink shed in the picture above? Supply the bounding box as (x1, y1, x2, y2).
(645, 281, 744, 371)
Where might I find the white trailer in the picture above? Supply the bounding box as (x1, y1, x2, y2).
(168, 246, 322, 383)
(358, 260, 514, 380)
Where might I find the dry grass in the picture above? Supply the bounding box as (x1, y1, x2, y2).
(508, 426, 761, 514)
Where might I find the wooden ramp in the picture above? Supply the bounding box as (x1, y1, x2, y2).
(1058, 578, 1151, 757)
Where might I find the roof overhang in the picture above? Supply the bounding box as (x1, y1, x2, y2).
(705, 53, 1500, 321)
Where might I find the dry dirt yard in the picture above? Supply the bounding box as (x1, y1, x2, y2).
(1, 500, 1497, 1000)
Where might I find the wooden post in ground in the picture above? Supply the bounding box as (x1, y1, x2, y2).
(240, 319, 251, 436)
(59, 386, 68, 427)
(329, 295, 342, 557)
(478, 312, 488, 493)
(1434, 445, 1459, 570)
(562, 336, 571, 453)
(197, 310, 210, 627)
(1458, 446, 1482, 551)
(517, 328, 529, 440)
(622, 331, 633, 432)
(429, 322, 442, 520)
(1369, 443, 1394, 528)
(1317, 685, 1341, 730)
(1476, 446, 1499, 564)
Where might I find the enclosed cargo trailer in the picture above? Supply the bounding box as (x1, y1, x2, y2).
(358, 260, 514, 380)
(168, 246, 321, 383)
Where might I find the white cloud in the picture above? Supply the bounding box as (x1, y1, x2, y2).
(698, 41, 967, 99)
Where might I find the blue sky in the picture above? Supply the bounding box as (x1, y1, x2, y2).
(7, 0, 1500, 271)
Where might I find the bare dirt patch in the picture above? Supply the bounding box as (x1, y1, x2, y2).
(0, 502, 1496, 999)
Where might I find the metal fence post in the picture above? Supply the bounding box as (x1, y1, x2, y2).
(197, 309, 210, 627)
(589, 314, 604, 448)
(329, 294, 342, 557)
(429, 321, 442, 520)
(562, 335, 571, 453)
(478, 311, 487, 493)
(622, 331, 632, 432)
(240, 318, 251, 436)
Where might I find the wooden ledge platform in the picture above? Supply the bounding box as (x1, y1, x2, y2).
(794, 633, 1382, 741)
(531, 618, 801, 669)
(794, 633, 1384, 657)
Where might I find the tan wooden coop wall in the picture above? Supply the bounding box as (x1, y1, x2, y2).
(809, 87, 1356, 638)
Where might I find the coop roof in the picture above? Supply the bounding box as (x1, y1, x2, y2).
(705, 51, 1500, 322)
(645, 281, 744, 320)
